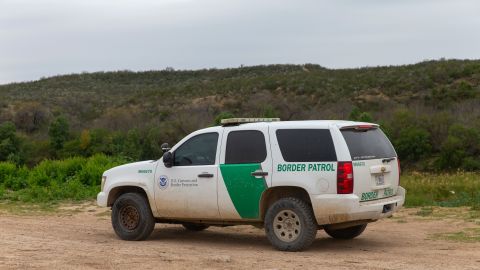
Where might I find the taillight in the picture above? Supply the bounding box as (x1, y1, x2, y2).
(355, 125, 374, 130)
(397, 158, 401, 185)
(337, 161, 354, 194)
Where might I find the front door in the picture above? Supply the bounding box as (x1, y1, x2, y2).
(154, 132, 221, 219)
(218, 126, 272, 220)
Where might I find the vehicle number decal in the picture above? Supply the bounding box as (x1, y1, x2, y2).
(361, 191, 378, 201)
(384, 187, 394, 197)
(353, 161, 365, 167)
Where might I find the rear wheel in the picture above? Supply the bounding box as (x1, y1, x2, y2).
(324, 224, 367, 239)
(112, 192, 155, 241)
(264, 197, 317, 251)
(182, 223, 210, 231)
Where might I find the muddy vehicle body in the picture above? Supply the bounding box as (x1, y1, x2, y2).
(97, 118, 405, 251)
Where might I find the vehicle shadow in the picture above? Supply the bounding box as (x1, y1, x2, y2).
(146, 226, 390, 252)
(148, 226, 272, 248)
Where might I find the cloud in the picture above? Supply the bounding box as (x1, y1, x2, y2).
(0, 0, 479, 83)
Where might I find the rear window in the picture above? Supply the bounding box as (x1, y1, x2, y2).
(341, 128, 396, 160)
(276, 129, 337, 162)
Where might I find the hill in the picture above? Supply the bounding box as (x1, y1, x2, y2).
(0, 59, 479, 170)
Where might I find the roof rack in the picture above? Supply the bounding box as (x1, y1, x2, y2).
(220, 118, 281, 126)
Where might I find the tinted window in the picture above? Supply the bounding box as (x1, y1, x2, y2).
(276, 129, 337, 162)
(341, 128, 396, 160)
(225, 130, 267, 164)
(174, 132, 219, 166)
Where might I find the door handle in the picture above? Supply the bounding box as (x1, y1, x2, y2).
(251, 171, 268, 177)
(198, 173, 214, 178)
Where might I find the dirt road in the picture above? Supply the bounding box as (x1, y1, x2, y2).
(0, 204, 479, 270)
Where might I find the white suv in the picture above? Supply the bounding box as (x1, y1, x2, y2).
(97, 118, 405, 251)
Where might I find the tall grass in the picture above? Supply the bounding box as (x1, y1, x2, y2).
(402, 172, 480, 207)
(0, 155, 127, 203)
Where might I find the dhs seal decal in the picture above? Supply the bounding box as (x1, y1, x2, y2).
(158, 175, 169, 190)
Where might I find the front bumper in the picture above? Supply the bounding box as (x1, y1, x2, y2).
(97, 192, 108, 207)
(311, 186, 406, 225)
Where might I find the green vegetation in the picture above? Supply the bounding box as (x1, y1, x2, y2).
(431, 227, 480, 243)
(0, 59, 478, 170)
(0, 59, 479, 205)
(402, 172, 480, 207)
(0, 155, 126, 203)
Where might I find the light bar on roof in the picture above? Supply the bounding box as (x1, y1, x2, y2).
(220, 118, 281, 126)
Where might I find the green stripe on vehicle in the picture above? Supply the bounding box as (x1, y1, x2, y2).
(220, 163, 267, 219)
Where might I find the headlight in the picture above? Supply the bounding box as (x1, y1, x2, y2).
(101, 176, 107, 191)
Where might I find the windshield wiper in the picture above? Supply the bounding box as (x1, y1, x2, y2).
(382, 157, 395, 163)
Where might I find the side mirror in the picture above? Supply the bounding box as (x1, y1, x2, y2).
(163, 151, 173, 168)
(161, 143, 171, 153)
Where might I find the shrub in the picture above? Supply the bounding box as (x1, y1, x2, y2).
(436, 124, 480, 171)
(394, 127, 431, 162)
(214, 112, 235, 125)
(348, 107, 373, 122)
(0, 162, 17, 184)
(75, 154, 120, 186)
(0, 155, 127, 202)
(3, 166, 29, 191)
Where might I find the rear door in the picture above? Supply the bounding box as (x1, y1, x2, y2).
(340, 126, 399, 201)
(218, 126, 273, 220)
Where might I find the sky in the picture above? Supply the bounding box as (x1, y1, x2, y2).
(1, 0, 480, 84)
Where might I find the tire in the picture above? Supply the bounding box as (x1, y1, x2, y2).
(182, 223, 210, 231)
(111, 192, 155, 241)
(264, 197, 317, 251)
(324, 224, 367, 239)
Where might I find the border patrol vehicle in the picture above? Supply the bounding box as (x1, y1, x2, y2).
(97, 118, 405, 251)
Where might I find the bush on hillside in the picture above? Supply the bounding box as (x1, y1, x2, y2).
(0, 155, 126, 203)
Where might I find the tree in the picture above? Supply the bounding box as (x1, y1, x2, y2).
(49, 117, 70, 151)
(348, 107, 373, 122)
(0, 122, 23, 163)
(263, 106, 278, 118)
(13, 102, 49, 133)
(348, 107, 362, 121)
(124, 129, 142, 160)
(357, 112, 373, 122)
(79, 130, 91, 150)
(214, 112, 235, 125)
(436, 124, 480, 170)
(394, 127, 431, 162)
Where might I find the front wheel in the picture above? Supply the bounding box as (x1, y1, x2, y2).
(324, 224, 367, 239)
(111, 192, 155, 241)
(264, 197, 317, 251)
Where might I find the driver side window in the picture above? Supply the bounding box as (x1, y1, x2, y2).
(173, 132, 219, 166)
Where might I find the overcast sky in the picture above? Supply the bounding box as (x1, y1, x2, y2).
(1, 0, 479, 84)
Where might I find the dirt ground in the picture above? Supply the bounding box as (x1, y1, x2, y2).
(1, 203, 480, 270)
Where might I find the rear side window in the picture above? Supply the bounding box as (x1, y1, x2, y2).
(341, 128, 396, 160)
(225, 130, 267, 164)
(276, 129, 337, 162)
